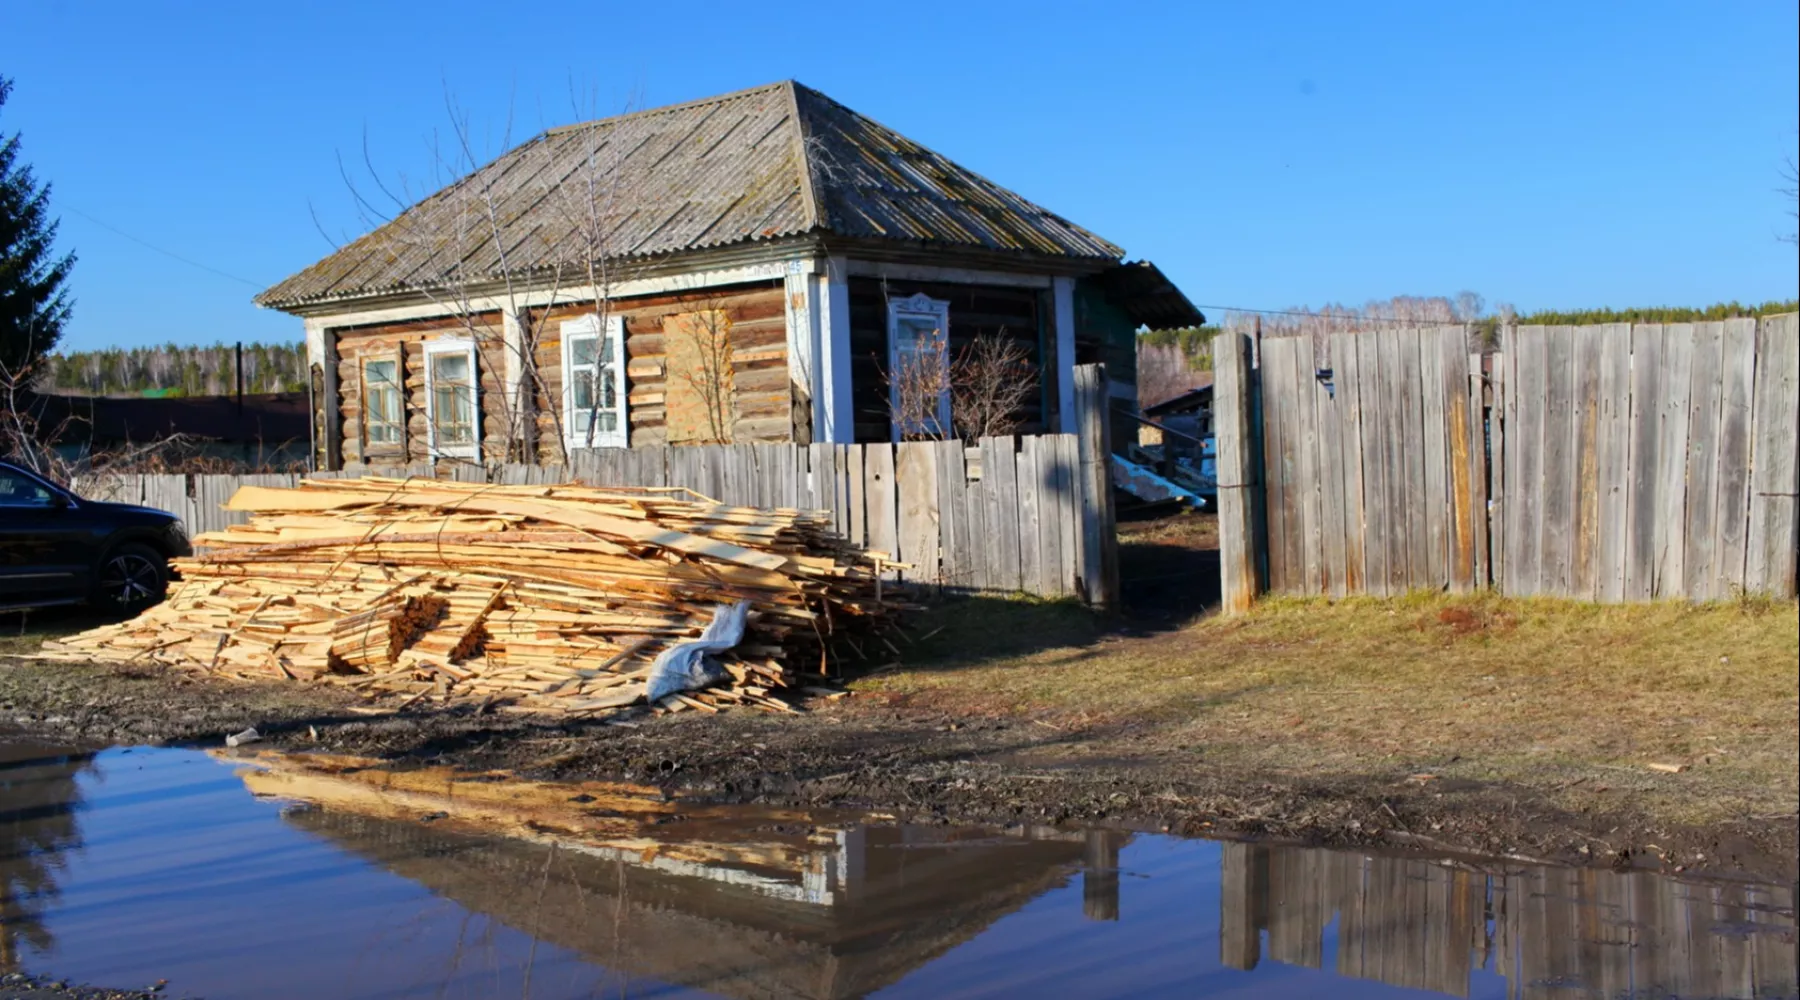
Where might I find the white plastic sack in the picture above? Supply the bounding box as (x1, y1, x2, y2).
(644, 601, 751, 704)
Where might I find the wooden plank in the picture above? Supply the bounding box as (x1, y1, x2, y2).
(933, 438, 967, 592)
(1014, 436, 1044, 596)
(863, 443, 897, 569)
(1595, 325, 1632, 603)
(1441, 331, 1476, 591)
(1396, 327, 1429, 589)
(1570, 325, 1603, 599)
(1072, 365, 1116, 608)
(1538, 327, 1576, 596)
(1419, 326, 1450, 590)
(1625, 324, 1665, 600)
(1508, 327, 1547, 596)
(844, 444, 867, 550)
(1379, 328, 1412, 594)
(1215, 333, 1259, 611)
(1057, 433, 1083, 599)
(808, 443, 836, 528)
(1033, 436, 1066, 598)
(1746, 312, 1800, 596)
(1315, 338, 1348, 598)
(1682, 322, 1726, 600)
(895, 442, 939, 586)
(1334, 334, 1367, 595)
(1292, 336, 1325, 595)
(984, 436, 1023, 593)
(1653, 324, 1695, 598)
(1259, 336, 1293, 593)
(1710, 318, 1758, 600)
(1356, 332, 1390, 596)
(1488, 343, 1506, 591)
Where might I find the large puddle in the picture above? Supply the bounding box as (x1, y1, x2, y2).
(0, 738, 1793, 1000)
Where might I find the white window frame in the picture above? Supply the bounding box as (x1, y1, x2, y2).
(561, 313, 629, 451)
(886, 292, 952, 440)
(359, 354, 405, 453)
(422, 338, 480, 459)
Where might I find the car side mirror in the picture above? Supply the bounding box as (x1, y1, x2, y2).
(50, 492, 73, 509)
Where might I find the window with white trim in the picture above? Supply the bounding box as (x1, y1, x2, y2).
(562, 313, 628, 449)
(886, 293, 952, 440)
(423, 339, 479, 458)
(360, 356, 404, 450)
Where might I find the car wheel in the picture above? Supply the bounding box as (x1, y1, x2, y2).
(93, 543, 169, 616)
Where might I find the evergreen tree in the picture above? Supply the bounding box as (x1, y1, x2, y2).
(0, 76, 75, 374)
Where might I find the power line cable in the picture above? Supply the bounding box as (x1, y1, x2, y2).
(59, 204, 265, 289)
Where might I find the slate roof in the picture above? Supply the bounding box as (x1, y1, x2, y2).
(258, 81, 1126, 311)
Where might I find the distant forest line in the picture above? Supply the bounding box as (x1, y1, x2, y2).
(37, 342, 308, 396)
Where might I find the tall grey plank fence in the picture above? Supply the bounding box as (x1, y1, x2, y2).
(74, 367, 1122, 607)
(1214, 315, 1799, 607)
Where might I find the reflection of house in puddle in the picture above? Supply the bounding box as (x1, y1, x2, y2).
(1221, 842, 1797, 999)
(232, 752, 1127, 1000)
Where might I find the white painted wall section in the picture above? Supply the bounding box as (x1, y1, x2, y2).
(782, 259, 817, 439)
(816, 256, 854, 442)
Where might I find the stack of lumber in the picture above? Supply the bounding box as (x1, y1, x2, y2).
(42, 477, 897, 715)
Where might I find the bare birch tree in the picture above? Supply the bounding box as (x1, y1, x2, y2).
(332, 90, 646, 467)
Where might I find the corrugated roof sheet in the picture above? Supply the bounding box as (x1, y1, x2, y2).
(1094, 260, 1207, 331)
(258, 82, 1126, 310)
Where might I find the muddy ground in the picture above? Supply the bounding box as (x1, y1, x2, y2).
(2, 654, 1790, 883)
(1, 510, 1793, 885)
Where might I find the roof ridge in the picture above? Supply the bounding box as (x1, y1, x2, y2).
(784, 81, 825, 233)
(542, 79, 795, 137)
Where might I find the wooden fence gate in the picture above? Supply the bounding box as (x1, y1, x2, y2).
(1215, 314, 1799, 609)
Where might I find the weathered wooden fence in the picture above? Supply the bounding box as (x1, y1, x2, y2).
(76, 367, 1121, 605)
(1215, 314, 1799, 606)
(1220, 842, 1796, 999)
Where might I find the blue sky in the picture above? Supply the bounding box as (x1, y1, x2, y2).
(3, 1, 1795, 352)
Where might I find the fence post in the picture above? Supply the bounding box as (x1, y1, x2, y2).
(1073, 364, 1119, 610)
(1215, 333, 1262, 613)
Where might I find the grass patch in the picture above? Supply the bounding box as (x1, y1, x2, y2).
(872, 592, 1799, 826)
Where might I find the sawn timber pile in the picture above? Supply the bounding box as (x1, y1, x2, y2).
(42, 477, 900, 715)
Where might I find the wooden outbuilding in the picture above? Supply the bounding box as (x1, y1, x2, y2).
(257, 81, 1201, 468)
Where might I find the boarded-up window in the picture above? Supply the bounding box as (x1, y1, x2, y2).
(664, 310, 734, 444)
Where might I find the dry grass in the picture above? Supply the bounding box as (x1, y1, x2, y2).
(0, 607, 115, 659)
(873, 592, 1800, 826)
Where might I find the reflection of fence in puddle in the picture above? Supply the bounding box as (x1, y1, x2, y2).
(1221, 842, 1798, 999)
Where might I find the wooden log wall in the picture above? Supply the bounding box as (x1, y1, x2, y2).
(1219, 842, 1797, 999)
(847, 277, 1048, 443)
(1220, 314, 1799, 606)
(529, 281, 791, 457)
(78, 365, 1121, 605)
(332, 313, 508, 467)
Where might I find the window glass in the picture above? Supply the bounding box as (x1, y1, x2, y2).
(429, 350, 476, 448)
(566, 325, 624, 445)
(363, 358, 403, 446)
(0, 471, 56, 507)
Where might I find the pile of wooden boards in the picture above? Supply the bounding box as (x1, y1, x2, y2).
(42, 477, 898, 715)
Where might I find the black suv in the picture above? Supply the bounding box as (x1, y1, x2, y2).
(0, 460, 191, 614)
